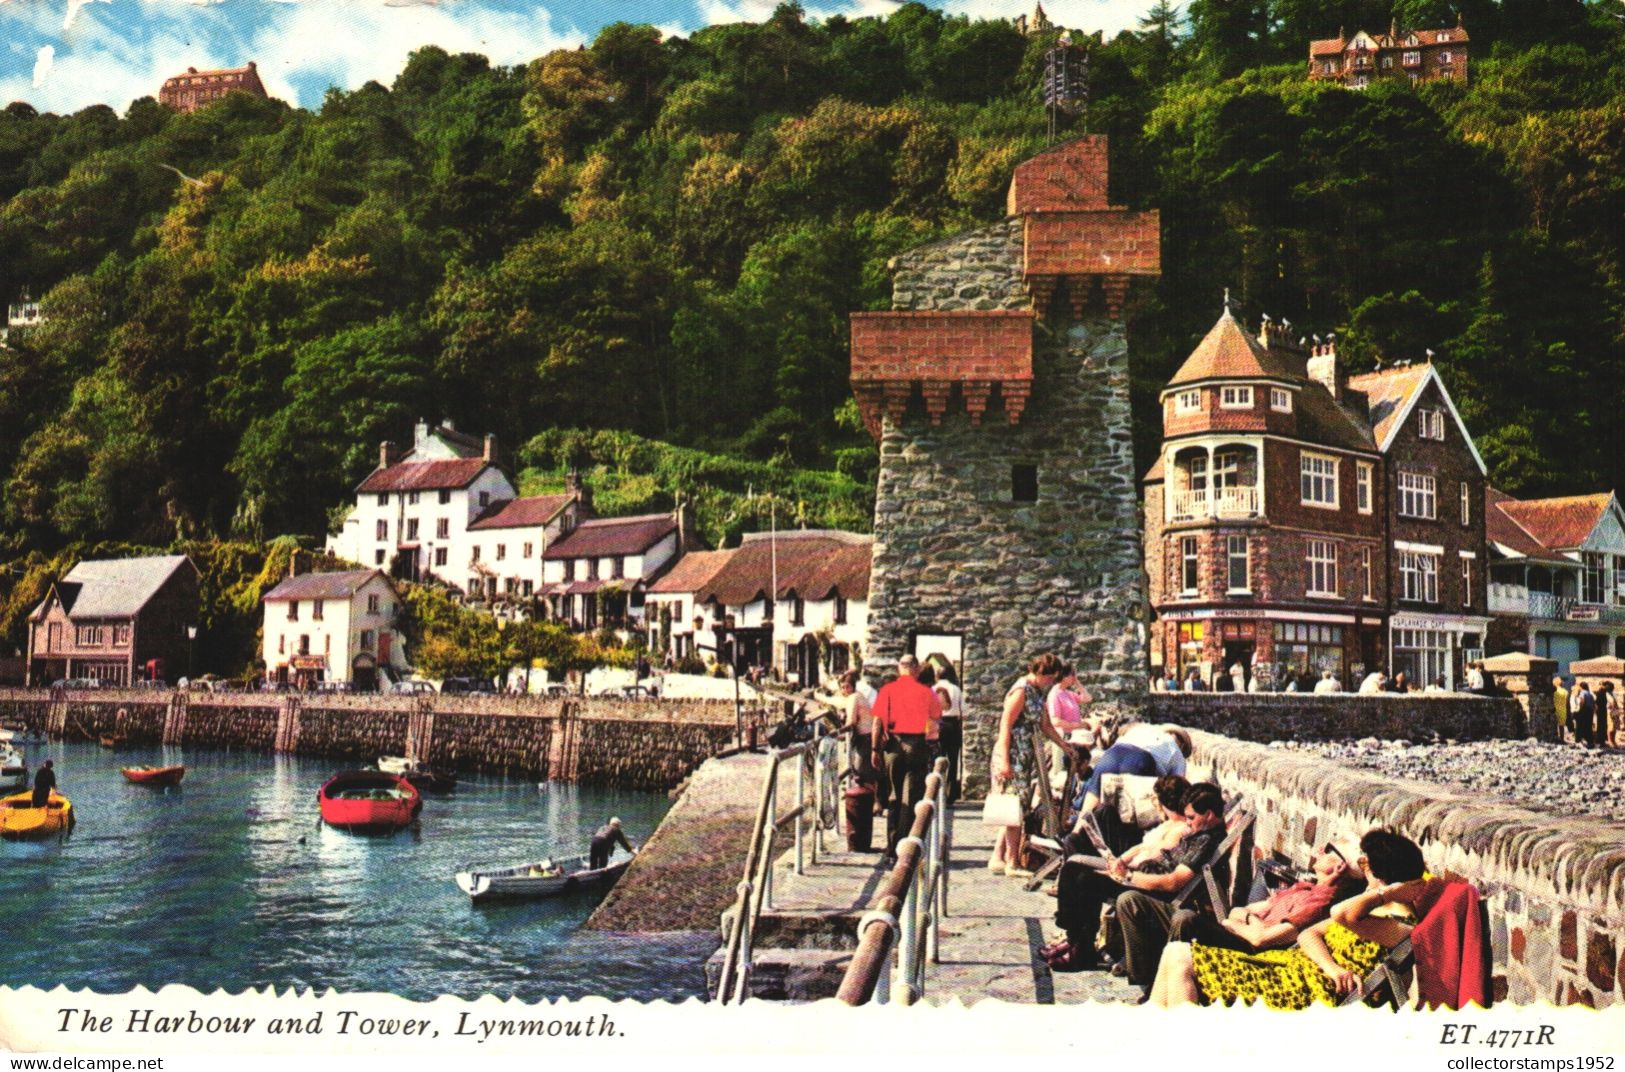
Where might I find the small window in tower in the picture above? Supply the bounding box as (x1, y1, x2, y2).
(1012, 465, 1039, 502)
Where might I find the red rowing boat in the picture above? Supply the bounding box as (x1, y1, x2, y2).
(318, 770, 421, 834)
(121, 765, 185, 787)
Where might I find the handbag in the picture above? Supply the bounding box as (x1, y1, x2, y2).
(981, 779, 1023, 827)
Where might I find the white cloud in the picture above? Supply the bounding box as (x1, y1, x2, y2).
(63, 0, 112, 31)
(943, 0, 1155, 36)
(696, 0, 901, 25)
(32, 44, 55, 86)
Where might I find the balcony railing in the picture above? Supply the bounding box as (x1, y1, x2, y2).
(1170, 486, 1260, 522)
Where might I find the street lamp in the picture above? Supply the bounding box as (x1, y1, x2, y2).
(186, 625, 197, 680)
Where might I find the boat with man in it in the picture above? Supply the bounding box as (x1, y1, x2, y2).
(318, 770, 422, 834)
(377, 755, 456, 794)
(0, 789, 74, 840)
(0, 744, 27, 791)
(455, 851, 633, 903)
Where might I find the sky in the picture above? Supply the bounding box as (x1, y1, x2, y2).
(0, 0, 1161, 116)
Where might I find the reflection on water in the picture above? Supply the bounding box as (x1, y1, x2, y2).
(0, 742, 710, 1001)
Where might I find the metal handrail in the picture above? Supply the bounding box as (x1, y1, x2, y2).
(713, 716, 849, 1004)
(836, 757, 950, 1005)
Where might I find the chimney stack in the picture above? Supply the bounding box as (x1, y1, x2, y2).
(380, 440, 399, 469)
(565, 467, 594, 516)
(1308, 335, 1341, 400)
(483, 434, 498, 464)
(1257, 314, 1303, 352)
(413, 419, 429, 449)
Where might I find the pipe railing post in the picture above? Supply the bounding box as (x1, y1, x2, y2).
(794, 743, 806, 875)
(811, 726, 823, 864)
(891, 857, 920, 1005)
(764, 762, 777, 911)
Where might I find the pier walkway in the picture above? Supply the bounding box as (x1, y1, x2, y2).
(739, 800, 1140, 1004)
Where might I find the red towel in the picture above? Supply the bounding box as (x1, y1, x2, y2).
(1411, 880, 1491, 1010)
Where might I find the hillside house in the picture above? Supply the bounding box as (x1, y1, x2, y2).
(261, 570, 408, 689)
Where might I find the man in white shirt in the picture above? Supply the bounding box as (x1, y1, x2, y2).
(1313, 670, 1340, 694)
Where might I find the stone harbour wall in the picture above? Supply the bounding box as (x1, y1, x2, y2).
(1194, 730, 1625, 1007)
(867, 223, 1147, 795)
(1149, 692, 1525, 743)
(0, 688, 740, 792)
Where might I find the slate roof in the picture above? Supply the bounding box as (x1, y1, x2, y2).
(44, 555, 195, 620)
(700, 531, 873, 606)
(356, 458, 491, 494)
(1346, 363, 1432, 448)
(1494, 493, 1614, 552)
(467, 494, 575, 531)
(543, 514, 678, 560)
(647, 550, 735, 595)
(263, 570, 391, 602)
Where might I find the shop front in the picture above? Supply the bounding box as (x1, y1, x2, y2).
(1388, 611, 1490, 689)
(1158, 608, 1379, 690)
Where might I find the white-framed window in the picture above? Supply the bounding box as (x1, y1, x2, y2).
(1306, 539, 1338, 597)
(1220, 385, 1254, 409)
(1179, 536, 1199, 595)
(523, 542, 534, 558)
(1460, 482, 1471, 526)
(470, 545, 481, 562)
(496, 544, 507, 561)
(1270, 387, 1292, 412)
(1582, 552, 1605, 604)
(1357, 462, 1373, 514)
(376, 520, 388, 541)
(406, 519, 419, 540)
(1403, 49, 1421, 65)
(434, 547, 447, 567)
(287, 602, 299, 622)
(1361, 547, 1375, 600)
(1460, 555, 1473, 607)
(1400, 550, 1440, 603)
(1393, 628, 1450, 688)
(377, 493, 389, 506)
(1614, 555, 1625, 607)
(1381, 55, 1393, 69)
(1301, 453, 1339, 508)
(359, 630, 375, 651)
(1175, 389, 1201, 414)
(1397, 471, 1437, 519)
(367, 594, 380, 614)
(1440, 49, 1454, 64)
(1227, 536, 1250, 593)
(1417, 407, 1445, 440)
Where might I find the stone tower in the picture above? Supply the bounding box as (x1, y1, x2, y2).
(849, 136, 1160, 794)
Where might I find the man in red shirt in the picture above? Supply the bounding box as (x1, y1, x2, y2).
(872, 654, 942, 861)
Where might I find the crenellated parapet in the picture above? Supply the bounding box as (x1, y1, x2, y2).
(848, 310, 1033, 437)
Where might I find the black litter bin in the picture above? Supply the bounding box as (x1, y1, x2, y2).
(842, 771, 875, 852)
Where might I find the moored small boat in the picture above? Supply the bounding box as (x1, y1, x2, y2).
(318, 770, 421, 834)
(121, 764, 186, 788)
(0, 790, 74, 840)
(98, 735, 125, 750)
(377, 756, 455, 793)
(455, 852, 632, 903)
(0, 745, 27, 791)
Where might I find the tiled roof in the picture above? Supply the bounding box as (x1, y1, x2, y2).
(1143, 456, 1165, 483)
(356, 458, 490, 493)
(428, 424, 485, 458)
(1166, 310, 1305, 386)
(1310, 36, 1344, 56)
(543, 514, 677, 560)
(467, 494, 574, 531)
(264, 570, 389, 602)
(1495, 493, 1614, 552)
(701, 531, 872, 606)
(47, 555, 194, 619)
(648, 550, 735, 595)
(1485, 488, 1564, 562)
(1298, 385, 1379, 453)
(1346, 363, 1432, 447)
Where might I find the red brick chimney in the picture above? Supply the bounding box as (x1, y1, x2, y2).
(483, 434, 498, 463)
(379, 440, 399, 469)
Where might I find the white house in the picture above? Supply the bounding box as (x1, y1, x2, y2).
(261, 569, 409, 689)
(645, 550, 735, 663)
(326, 421, 587, 600)
(540, 512, 685, 631)
(649, 530, 871, 688)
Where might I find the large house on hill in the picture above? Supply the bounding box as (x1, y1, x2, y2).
(27, 555, 200, 686)
(1486, 490, 1625, 674)
(326, 421, 587, 601)
(1145, 306, 1487, 689)
(1308, 21, 1469, 88)
(159, 62, 270, 112)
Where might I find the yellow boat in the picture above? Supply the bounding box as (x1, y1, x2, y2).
(0, 790, 74, 840)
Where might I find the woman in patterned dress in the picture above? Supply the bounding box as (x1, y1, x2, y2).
(1149, 829, 1442, 1009)
(988, 653, 1062, 876)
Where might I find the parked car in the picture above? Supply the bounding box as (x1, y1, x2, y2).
(313, 680, 354, 693)
(51, 678, 102, 689)
(541, 683, 572, 698)
(259, 680, 295, 693)
(440, 677, 495, 695)
(391, 680, 437, 695)
(134, 679, 169, 690)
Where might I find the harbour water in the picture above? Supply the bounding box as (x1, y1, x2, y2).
(0, 741, 712, 1002)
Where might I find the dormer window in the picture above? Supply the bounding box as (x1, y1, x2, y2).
(1219, 385, 1253, 409)
(1438, 31, 1451, 42)
(1175, 389, 1201, 414)
(1417, 407, 1445, 440)
(1270, 388, 1292, 413)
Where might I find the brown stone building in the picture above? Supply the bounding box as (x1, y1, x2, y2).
(26, 555, 201, 686)
(1146, 314, 1490, 689)
(1348, 364, 1490, 687)
(1145, 312, 1386, 688)
(159, 63, 269, 113)
(1308, 21, 1469, 89)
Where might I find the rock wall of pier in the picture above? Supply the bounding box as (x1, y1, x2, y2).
(1151, 692, 1526, 742)
(0, 688, 739, 791)
(1193, 729, 1625, 1008)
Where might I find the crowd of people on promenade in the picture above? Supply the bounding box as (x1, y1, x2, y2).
(1152, 659, 1511, 697)
(832, 651, 1490, 1010)
(1551, 675, 1620, 748)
